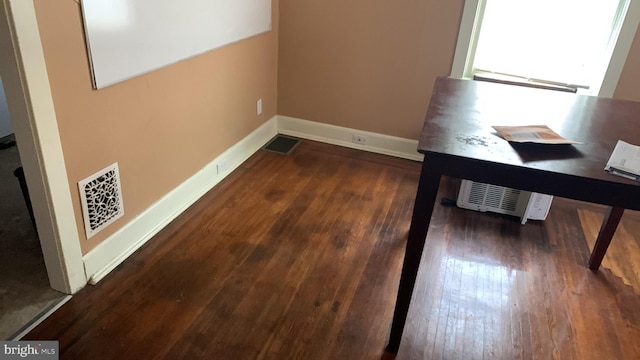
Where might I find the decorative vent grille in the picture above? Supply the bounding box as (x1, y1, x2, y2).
(78, 162, 124, 239)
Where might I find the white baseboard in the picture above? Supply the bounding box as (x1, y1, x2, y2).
(83, 115, 421, 284)
(83, 117, 278, 284)
(276, 115, 423, 161)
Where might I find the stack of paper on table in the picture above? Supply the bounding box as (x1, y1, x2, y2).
(492, 125, 582, 144)
(605, 140, 640, 181)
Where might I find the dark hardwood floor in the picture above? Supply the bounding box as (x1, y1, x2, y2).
(24, 140, 640, 359)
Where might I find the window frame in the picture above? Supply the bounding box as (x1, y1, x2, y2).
(451, 0, 640, 97)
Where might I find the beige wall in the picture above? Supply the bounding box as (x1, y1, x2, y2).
(278, 0, 464, 140)
(33, 0, 279, 254)
(278, 0, 640, 141)
(614, 25, 640, 102)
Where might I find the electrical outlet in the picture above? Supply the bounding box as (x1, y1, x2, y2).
(352, 134, 367, 145)
(257, 98, 262, 115)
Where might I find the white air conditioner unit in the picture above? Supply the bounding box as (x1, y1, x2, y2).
(456, 179, 553, 224)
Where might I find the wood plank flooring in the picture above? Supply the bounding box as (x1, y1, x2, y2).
(23, 140, 640, 359)
(399, 186, 640, 360)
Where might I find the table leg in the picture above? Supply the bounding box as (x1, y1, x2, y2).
(588, 206, 624, 271)
(386, 160, 443, 353)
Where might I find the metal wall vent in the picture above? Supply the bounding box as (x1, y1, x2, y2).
(78, 162, 124, 239)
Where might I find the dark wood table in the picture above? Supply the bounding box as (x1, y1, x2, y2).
(386, 77, 640, 352)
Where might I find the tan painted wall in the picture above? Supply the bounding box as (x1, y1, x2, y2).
(614, 25, 640, 102)
(277, 0, 465, 140)
(278, 0, 640, 140)
(33, 0, 279, 254)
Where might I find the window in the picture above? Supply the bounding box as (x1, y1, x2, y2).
(451, 0, 640, 96)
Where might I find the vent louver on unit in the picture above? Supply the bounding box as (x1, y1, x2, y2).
(457, 179, 553, 224)
(501, 188, 522, 212)
(78, 162, 124, 238)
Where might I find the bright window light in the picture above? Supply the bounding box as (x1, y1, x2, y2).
(472, 0, 628, 94)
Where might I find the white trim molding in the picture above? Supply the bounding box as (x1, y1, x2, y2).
(0, 0, 86, 293)
(601, 0, 640, 97)
(83, 117, 278, 284)
(450, 0, 484, 80)
(276, 116, 423, 161)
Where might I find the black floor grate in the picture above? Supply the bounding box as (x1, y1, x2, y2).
(262, 135, 301, 155)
